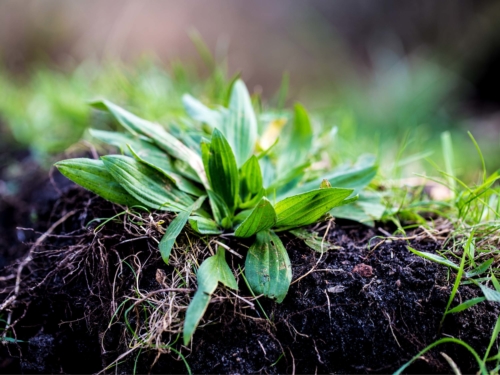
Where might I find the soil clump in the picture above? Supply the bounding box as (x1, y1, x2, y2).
(0, 167, 498, 374)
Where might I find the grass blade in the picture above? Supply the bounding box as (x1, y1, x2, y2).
(442, 232, 474, 323)
(406, 246, 459, 271)
(441, 131, 456, 198)
(394, 338, 487, 375)
(446, 297, 486, 314)
(479, 284, 500, 302)
(484, 315, 500, 362)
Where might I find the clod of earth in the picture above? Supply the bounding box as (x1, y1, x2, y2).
(352, 263, 374, 278)
(0, 181, 498, 374)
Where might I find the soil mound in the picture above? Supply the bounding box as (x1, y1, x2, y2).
(0, 173, 498, 374)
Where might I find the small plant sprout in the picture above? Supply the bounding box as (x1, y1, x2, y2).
(55, 79, 377, 345)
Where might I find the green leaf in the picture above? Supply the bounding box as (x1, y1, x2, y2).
(219, 79, 258, 166)
(233, 209, 252, 226)
(277, 103, 313, 171)
(446, 297, 486, 314)
(127, 144, 176, 184)
(267, 161, 310, 199)
(484, 314, 500, 363)
(206, 190, 232, 227)
(239, 155, 264, 208)
(91, 99, 208, 187)
(290, 228, 339, 253)
(183, 289, 211, 346)
(245, 231, 292, 303)
(182, 94, 221, 129)
(55, 158, 140, 206)
(234, 197, 276, 238)
(127, 145, 204, 196)
(205, 129, 239, 213)
(492, 273, 500, 293)
(292, 163, 378, 197)
(259, 156, 276, 189)
(189, 216, 222, 235)
(406, 247, 459, 271)
(101, 155, 194, 212)
(330, 192, 385, 226)
(394, 338, 487, 375)
(91, 129, 204, 196)
(466, 258, 494, 278)
(274, 188, 354, 231)
(480, 284, 500, 302)
(200, 140, 211, 180)
(89, 129, 167, 159)
(159, 196, 206, 264)
(183, 247, 237, 345)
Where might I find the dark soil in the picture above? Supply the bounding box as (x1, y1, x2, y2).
(0, 159, 499, 374)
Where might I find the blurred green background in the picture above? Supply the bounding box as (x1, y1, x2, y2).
(1, 0, 500, 183)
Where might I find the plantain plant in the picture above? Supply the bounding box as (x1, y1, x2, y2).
(55, 79, 376, 345)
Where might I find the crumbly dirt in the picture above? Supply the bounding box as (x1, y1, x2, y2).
(0, 165, 499, 374)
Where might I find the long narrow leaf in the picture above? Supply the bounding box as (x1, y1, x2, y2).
(277, 103, 312, 172)
(406, 246, 459, 271)
(89, 129, 168, 161)
(182, 94, 222, 129)
(55, 158, 140, 206)
(442, 232, 473, 323)
(183, 247, 237, 345)
(91, 99, 208, 187)
(292, 164, 377, 197)
(480, 284, 500, 302)
(189, 216, 222, 235)
(159, 196, 206, 264)
(274, 188, 354, 231)
(239, 155, 264, 208)
(394, 338, 487, 375)
(102, 155, 194, 212)
(205, 129, 239, 212)
(219, 80, 258, 166)
(446, 297, 486, 314)
(92, 129, 204, 196)
(206, 190, 232, 228)
(128, 145, 203, 196)
(466, 258, 494, 278)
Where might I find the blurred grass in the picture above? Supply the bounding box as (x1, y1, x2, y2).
(0, 52, 498, 185)
(0, 57, 229, 159)
(305, 52, 499, 183)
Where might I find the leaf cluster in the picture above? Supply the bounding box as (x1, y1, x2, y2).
(55, 79, 377, 344)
